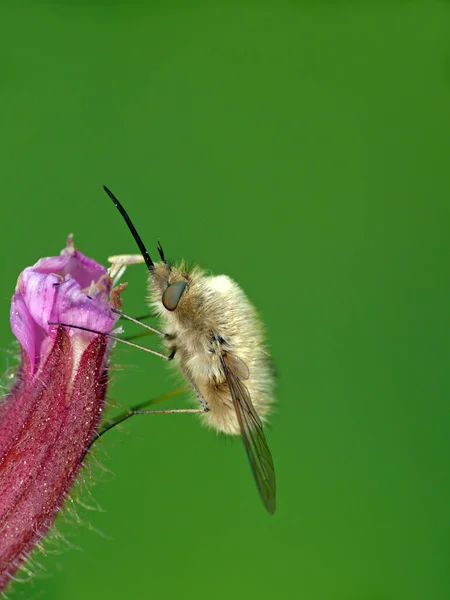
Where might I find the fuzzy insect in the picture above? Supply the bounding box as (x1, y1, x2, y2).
(104, 186, 276, 514)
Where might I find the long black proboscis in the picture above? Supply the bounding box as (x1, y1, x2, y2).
(103, 185, 154, 271)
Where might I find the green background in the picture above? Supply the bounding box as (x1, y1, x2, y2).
(0, 2, 449, 599)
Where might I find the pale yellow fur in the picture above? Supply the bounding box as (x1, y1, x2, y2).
(148, 262, 274, 435)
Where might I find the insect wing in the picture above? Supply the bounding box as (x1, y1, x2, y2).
(224, 353, 250, 380)
(220, 355, 276, 514)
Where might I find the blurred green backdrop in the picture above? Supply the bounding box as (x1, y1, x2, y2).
(0, 1, 449, 599)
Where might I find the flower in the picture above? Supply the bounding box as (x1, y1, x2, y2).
(0, 236, 121, 593)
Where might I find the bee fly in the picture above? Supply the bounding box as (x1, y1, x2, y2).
(102, 186, 277, 514)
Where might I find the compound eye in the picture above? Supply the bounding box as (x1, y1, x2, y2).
(162, 281, 187, 311)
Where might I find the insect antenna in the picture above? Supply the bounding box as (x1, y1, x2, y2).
(103, 185, 154, 271)
(47, 321, 172, 361)
(157, 240, 165, 262)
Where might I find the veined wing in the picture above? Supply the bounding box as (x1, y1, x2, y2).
(219, 353, 276, 514)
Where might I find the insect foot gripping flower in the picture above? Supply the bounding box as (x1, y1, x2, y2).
(0, 236, 121, 593)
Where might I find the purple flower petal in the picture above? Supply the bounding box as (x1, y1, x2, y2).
(0, 238, 123, 593)
(32, 235, 107, 290)
(10, 237, 116, 373)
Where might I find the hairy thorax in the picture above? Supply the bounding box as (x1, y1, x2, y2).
(149, 266, 274, 434)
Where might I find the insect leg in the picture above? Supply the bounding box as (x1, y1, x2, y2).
(111, 308, 167, 337)
(81, 386, 201, 462)
(183, 371, 209, 412)
(116, 313, 163, 342)
(122, 329, 156, 343)
(129, 313, 153, 321)
(47, 321, 175, 361)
